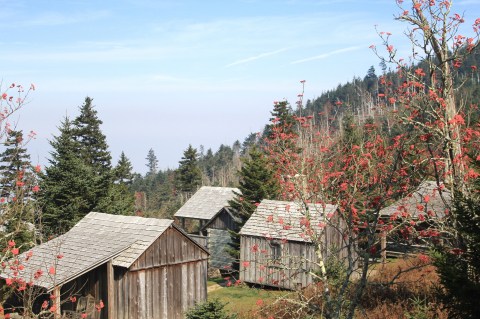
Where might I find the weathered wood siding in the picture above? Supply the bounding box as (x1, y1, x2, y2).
(324, 216, 351, 262)
(239, 235, 318, 290)
(115, 227, 208, 319)
(61, 263, 107, 319)
(240, 220, 351, 290)
(188, 234, 208, 249)
(205, 209, 238, 231)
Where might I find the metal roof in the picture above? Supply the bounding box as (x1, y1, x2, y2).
(174, 186, 240, 220)
(1, 212, 173, 290)
(379, 181, 451, 219)
(239, 199, 337, 242)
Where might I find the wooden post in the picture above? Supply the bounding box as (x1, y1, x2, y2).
(381, 230, 387, 264)
(53, 285, 61, 318)
(107, 259, 116, 319)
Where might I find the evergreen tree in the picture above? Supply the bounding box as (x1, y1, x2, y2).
(145, 148, 158, 177)
(177, 145, 201, 193)
(73, 97, 112, 172)
(97, 152, 135, 215)
(40, 117, 95, 235)
(0, 130, 31, 198)
(0, 130, 37, 249)
(229, 146, 279, 217)
(265, 101, 296, 140)
(227, 146, 280, 272)
(241, 133, 258, 155)
(185, 299, 237, 319)
(264, 101, 300, 175)
(72, 97, 113, 208)
(114, 151, 134, 185)
(200, 148, 215, 182)
(364, 65, 378, 93)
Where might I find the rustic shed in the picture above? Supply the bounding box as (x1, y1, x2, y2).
(379, 181, 451, 219)
(174, 186, 240, 269)
(1, 212, 209, 319)
(174, 186, 239, 231)
(239, 199, 347, 290)
(378, 180, 452, 259)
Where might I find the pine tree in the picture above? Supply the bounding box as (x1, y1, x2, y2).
(227, 146, 280, 272)
(97, 152, 136, 215)
(72, 97, 113, 207)
(114, 151, 134, 185)
(0, 130, 31, 198)
(40, 117, 95, 235)
(364, 65, 378, 93)
(0, 130, 37, 249)
(145, 148, 158, 177)
(177, 145, 201, 193)
(200, 148, 215, 183)
(264, 101, 300, 176)
(241, 133, 258, 155)
(73, 97, 112, 172)
(264, 101, 296, 140)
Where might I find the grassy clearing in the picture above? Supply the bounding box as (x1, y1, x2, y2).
(207, 279, 287, 318)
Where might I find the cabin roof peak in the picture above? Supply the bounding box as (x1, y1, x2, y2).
(174, 186, 240, 220)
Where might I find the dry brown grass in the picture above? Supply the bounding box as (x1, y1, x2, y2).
(254, 256, 449, 319)
(359, 257, 447, 318)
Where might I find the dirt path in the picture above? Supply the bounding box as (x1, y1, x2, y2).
(207, 283, 224, 292)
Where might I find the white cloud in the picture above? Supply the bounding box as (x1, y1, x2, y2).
(291, 46, 362, 64)
(225, 48, 289, 68)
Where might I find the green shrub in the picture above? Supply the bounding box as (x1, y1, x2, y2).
(185, 299, 237, 319)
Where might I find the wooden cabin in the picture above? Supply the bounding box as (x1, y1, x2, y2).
(378, 180, 452, 259)
(1, 212, 209, 319)
(174, 186, 240, 269)
(239, 199, 349, 290)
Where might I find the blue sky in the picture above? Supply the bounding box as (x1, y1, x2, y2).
(1, 0, 479, 173)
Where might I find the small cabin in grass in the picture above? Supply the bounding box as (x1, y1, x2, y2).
(378, 180, 452, 259)
(1, 212, 209, 319)
(239, 199, 348, 290)
(174, 186, 240, 269)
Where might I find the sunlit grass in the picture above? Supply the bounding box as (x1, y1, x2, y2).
(208, 279, 288, 317)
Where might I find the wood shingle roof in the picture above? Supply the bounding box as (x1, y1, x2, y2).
(239, 199, 337, 242)
(174, 186, 239, 220)
(379, 181, 451, 219)
(2, 212, 173, 290)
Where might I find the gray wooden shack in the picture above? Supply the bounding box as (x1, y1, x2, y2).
(379, 181, 451, 219)
(239, 199, 347, 290)
(1, 212, 209, 319)
(378, 180, 452, 259)
(174, 186, 240, 269)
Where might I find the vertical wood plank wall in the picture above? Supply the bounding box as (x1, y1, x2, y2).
(240, 221, 352, 290)
(240, 235, 318, 290)
(61, 263, 108, 319)
(205, 209, 238, 231)
(115, 227, 208, 319)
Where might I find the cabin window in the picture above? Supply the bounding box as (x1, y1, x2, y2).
(270, 241, 282, 262)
